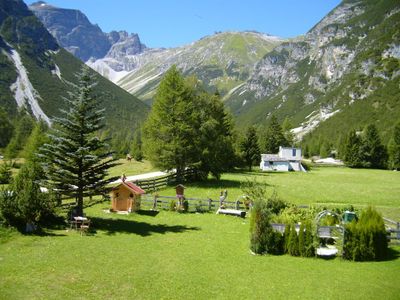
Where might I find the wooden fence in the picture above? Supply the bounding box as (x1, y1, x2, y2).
(140, 194, 249, 212)
(383, 217, 400, 240)
(133, 169, 198, 193)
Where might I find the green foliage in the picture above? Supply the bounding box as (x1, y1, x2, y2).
(144, 66, 235, 180)
(361, 124, 388, 169)
(261, 115, 288, 153)
(249, 198, 283, 255)
(0, 161, 55, 231)
(287, 223, 300, 256)
(343, 206, 388, 261)
(388, 122, 400, 170)
(298, 222, 305, 256)
(0, 160, 12, 184)
(0, 107, 13, 148)
(282, 117, 294, 146)
(4, 111, 35, 159)
(344, 130, 364, 168)
(239, 126, 260, 171)
(304, 221, 315, 257)
(40, 67, 119, 216)
(169, 199, 176, 211)
(266, 190, 287, 215)
(283, 223, 291, 254)
(130, 129, 143, 162)
(20, 120, 49, 162)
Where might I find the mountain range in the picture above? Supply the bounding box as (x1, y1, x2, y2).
(0, 0, 148, 138)
(3, 0, 400, 151)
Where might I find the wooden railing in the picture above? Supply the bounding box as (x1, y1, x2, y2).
(140, 194, 249, 212)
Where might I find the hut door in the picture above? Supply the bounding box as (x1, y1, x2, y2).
(116, 199, 128, 211)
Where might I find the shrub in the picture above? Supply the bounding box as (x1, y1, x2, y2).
(266, 190, 287, 215)
(169, 199, 176, 211)
(283, 223, 291, 254)
(287, 223, 300, 256)
(304, 221, 315, 257)
(298, 223, 305, 256)
(343, 206, 388, 261)
(0, 161, 12, 184)
(249, 199, 283, 255)
(301, 160, 312, 171)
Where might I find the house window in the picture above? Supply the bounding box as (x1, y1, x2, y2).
(130, 193, 134, 198)
(269, 161, 273, 165)
(292, 148, 296, 157)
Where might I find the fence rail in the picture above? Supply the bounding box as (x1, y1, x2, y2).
(140, 194, 248, 212)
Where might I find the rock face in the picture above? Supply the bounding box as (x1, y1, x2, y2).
(226, 0, 400, 143)
(90, 31, 283, 102)
(29, 2, 145, 62)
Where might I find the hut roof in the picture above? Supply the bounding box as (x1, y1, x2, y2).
(114, 182, 145, 194)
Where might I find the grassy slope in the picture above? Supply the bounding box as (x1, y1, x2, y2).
(0, 210, 399, 299)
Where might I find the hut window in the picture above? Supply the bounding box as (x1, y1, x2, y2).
(130, 193, 134, 198)
(116, 192, 119, 197)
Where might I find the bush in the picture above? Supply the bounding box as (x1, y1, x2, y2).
(0, 162, 55, 232)
(343, 206, 388, 261)
(301, 160, 312, 171)
(266, 190, 287, 215)
(298, 223, 305, 256)
(304, 221, 315, 257)
(287, 223, 300, 256)
(169, 199, 176, 211)
(249, 199, 283, 254)
(0, 161, 12, 184)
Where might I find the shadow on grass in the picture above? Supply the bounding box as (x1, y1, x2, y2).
(90, 217, 200, 237)
(137, 210, 159, 217)
(384, 247, 400, 261)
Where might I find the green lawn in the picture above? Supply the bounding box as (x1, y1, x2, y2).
(1, 210, 399, 299)
(1, 166, 400, 299)
(108, 159, 157, 179)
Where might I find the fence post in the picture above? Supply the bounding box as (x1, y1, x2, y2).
(153, 194, 158, 210)
(208, 198, 212, 211)
(235, 199, 240, 210)
(397, 222, 400, 239)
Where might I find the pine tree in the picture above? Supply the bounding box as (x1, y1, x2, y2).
(262, 115, 287, 153)
(361, 124, 387, 169)
(195, 90, 235, 179)
(21, 120, 49, 163)
(282, 117, 294, 146)
(344, 130, 363, 168)
(240, 126, 260, 171)
(304, 221, 315, 257)
(143, 66, 198, 180)
(131, 128, 143, 161)
(5, 111, 35, 159)
(388, 123, 400, 170)
(283, 223, 291, 254)
(40, 67, 118, 216)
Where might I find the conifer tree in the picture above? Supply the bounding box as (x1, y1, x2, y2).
(298, 222, 305, 256)
(282, 117, 294, 146)
(40, 67, 118, 216)
(262, 115, 287, 153)
(143, 66, 198, 180)
(344, 130, 363, 168)
(240, 126, 260, 171)
(283, 223, 291, 254)
(0, 107, 13, 148)
(288, 223, 299, 256)
(304, 221, 315, 257)
(5, 111, 34, 159)
(361, 124, 387, 169)
(388, 123, 400, 170)
(131, 128, 143, 161)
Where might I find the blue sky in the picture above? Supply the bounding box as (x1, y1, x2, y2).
(26, 0, 341, 48)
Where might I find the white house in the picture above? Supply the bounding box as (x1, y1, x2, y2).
(260, 147, 306, 172)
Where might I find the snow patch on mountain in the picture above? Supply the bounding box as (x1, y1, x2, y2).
(51, 64, 62, 80)
(292, 108, 339, 141)
(6, 46, 51, 125)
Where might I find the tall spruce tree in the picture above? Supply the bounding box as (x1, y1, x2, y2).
(240, 126, 260, 171)
(131, 128, 143, 161)
(361, 124, 387, 169)
(40, 67, 118, 216)
(344, 130, 363, 168)
(0, 107, 13, 148)
(262, 115, 287, 153)
(388, 123, 400, 170)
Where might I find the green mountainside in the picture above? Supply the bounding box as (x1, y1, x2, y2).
(99, 31, 283, 103)
(226, 0, 400, 146)
(0, 0, 148, 136)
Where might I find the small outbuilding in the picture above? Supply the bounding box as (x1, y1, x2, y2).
(110, 181, 145, 212)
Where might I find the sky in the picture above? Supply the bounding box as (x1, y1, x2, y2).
(26, 0, 341, 48)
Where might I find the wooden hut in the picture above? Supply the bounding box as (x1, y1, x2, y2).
(110, 181, 145, 212)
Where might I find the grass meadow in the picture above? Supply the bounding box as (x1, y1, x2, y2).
(1, 161, 400, 299)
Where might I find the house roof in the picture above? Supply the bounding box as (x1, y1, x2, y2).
(261, 154, 289, 162)
(114, 181, 145, 194)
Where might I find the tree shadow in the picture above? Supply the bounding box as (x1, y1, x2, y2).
(383, 246, 400, 261)
(90, 217, 200, 237)
(137, 210, 160, 217)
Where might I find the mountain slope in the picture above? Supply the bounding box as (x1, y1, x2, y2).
(0, 0, 148, 135)
(225, 0, 400, 144)
(100, 31, 283, 103)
